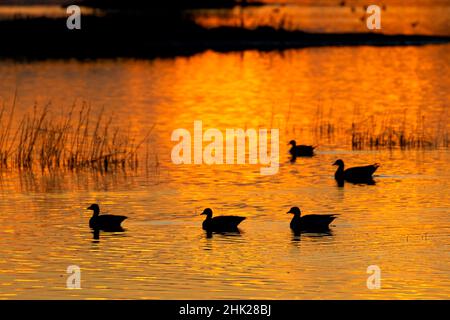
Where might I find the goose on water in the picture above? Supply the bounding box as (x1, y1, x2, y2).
(87, 204, 127, 231)
(288, 140, 316, 157)
(201, 208, 246, 232)
(333, 159, 379, 183)
(287, 207, 338, 232)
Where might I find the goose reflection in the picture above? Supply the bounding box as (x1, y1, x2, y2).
(291, 230, 334, 242)
(91, 227, 126, 242)
(290, 154, 297, 164)
(336, 177, 376, 187)
(205, 229, 242, 239)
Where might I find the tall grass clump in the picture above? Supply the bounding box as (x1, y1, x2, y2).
(350, 107, 449, 150)
(292, 103, 449, 150)
(0, 97, 16, 166)
(0, 101, 154, 172)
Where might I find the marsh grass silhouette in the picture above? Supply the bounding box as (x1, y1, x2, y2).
(0, 101, 154, 172)
(350, 108, 450, 149)
(308, 104, 449, 150)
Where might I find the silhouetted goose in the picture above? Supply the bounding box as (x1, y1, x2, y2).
(333, 159, 379, 183)
(289, 140, 316, 157)
(287, 207, 338, 232)
(201, 208, 246, 232)
(87, 204, 127, 231)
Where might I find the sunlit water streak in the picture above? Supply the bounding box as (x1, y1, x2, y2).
(0, 43, 449, 299)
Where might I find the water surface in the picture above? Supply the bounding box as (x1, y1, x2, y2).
(0, 44, 449, 299)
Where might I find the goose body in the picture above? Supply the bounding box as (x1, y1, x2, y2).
(287, 207, 337, 232)
(87, 204, 127, 231)
(289, 140, 316, 157)
(333, 159, 379, 183)
(201, 208, 246, 232)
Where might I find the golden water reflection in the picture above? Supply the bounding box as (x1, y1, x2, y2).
(0, 44, 449, 299)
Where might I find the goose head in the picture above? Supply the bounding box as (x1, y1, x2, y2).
(287, 206, 301, 217)
(201, 208, 213, 219)
(333, 159, 344, 168)
(288, 140, 296, 147)
(87, 203, 100, 215)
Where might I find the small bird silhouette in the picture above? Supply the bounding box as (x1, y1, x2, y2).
(288, 140, 316, 157)
(87, 204, 127, 231)
(287, 207, 338, 232)
(333, 159, 379, 184)
(200, 208, 246, 232)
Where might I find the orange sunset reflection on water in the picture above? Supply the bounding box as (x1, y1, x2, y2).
(0, 43, 449, 299)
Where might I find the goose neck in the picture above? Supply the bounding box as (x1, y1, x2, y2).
(92, 209, 100, 217)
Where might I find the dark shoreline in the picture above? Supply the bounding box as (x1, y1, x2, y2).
(1, 16, 449, 60)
